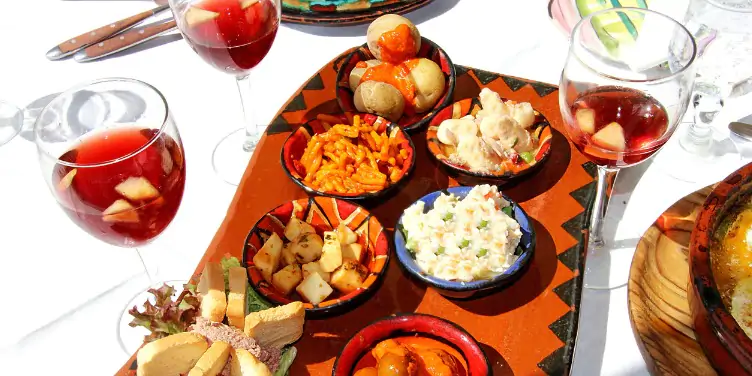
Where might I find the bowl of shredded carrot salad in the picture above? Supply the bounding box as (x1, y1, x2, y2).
(281, 113, 416, 200)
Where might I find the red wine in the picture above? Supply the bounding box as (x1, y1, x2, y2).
(566, 86, 670, 167)
(54, 128, 185, 246)
(182, 0, 279, 75)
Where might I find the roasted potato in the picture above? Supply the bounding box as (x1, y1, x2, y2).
(319, 232, 344, 272)
(280, 242, 297, 267)
(407, 58, 446, 113)
(284, 217, 316, 242)
(330, 258, 368, 294)
(296, 272, 334, 305)
(366, 14, 421, 63)
(272, 264, 303, 296)
(290, 233, 324, 264)
(301, 261, 331, 283)
(353, 81, 405, 122)
(341, 243, 365, 264)
(337, 224, 358, 245)
(349, 59, 382, 91)
(253, 232, 283, 283)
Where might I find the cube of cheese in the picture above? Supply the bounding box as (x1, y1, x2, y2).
(198, 262, 227, 323)
(302, 262, 330, 283)
(253, 233, 283, 283)
(296, 273, 334, 305)
(330, 259, 368, 294)
(283, 217, 316, 242)
(225, 267, 247, 330)
(319, 231, 343, 272)
(272, 264, 302, 296)
(341, 243, 364, 264)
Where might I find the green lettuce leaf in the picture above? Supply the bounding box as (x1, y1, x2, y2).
(274, 346, 297, 376)
(127, 283, 200, 343)
(247, 285, 273, 313)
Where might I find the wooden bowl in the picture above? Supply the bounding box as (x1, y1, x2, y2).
(426, 98, 553, 185)
(332, 313, 491, 376)
(242, 196, 390, 318)
(690, 162, 752, 375)
(335, 37, 456, 133)
(393, 186, 536, 299)
(280, 113, 416, 200)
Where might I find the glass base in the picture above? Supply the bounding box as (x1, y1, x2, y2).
(657, 129, 741, 183)
(0, 101, 22, 146)
(582, 242, 633, 290)
(117, 279, 189, 355)
(211, 128, 260, 186)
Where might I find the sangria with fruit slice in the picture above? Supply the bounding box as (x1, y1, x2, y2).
(565, 86, 671, 168)
(53, 127, 186, 247)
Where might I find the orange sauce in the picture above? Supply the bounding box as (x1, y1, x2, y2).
(360, 63, 417, 104)
(377, 23, 417, 64)
(352, 336, 468, 376)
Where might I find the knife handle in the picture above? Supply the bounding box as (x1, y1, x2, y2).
(52, 6, 168, 57)
(75, 20, 178, 62)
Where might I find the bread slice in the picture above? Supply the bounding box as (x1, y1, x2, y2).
(244, 301, 305, 349)
(230, 348, 272, 376)
(136, 332, 208, 376)
(199, 262, 227, 323)
(226, 266, 248, 330)
(187, 341, 231, 376)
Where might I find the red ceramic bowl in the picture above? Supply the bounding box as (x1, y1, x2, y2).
(335, 37, 456, 133)
(332, 313, 491, 376)
(426, 97, 553, 186)
(690, 162, 752, 375)
(242, 196, 390, 318)
(280, 113, 416, 200)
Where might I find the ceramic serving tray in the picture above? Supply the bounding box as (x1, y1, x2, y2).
(282, 0, 434, 25)
(115, 49, 597, 375)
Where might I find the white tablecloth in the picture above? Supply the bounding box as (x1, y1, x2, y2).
(1, 0, 750, 375)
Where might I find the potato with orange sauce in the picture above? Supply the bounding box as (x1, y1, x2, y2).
(350, 59, 383, 91)
(366, 14, 421, 63)
(354, 81, 406, 122)
(407, 58, 446, 113)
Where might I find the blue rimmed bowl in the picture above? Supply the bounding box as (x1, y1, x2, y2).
(394, 186, 536, 299)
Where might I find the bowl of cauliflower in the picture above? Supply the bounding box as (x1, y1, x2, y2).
(425, 88, 553, 184)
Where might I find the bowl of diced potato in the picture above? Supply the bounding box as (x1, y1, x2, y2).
(242, 196, 391, 317)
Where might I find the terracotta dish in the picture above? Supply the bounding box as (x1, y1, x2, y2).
(281, 113, 416, 200)
(335, 37, 456, 132)
(332, 313, 491, 376)
(243, 196, 390, 317)
(690, 162, 752, 375)
(426, 97, 553, 184)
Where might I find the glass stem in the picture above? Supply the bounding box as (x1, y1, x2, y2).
(135, 247, 157, 286)
(590, 166, 619, 248)
(236, 73, 262, 152)
(680, 87, 724, 156)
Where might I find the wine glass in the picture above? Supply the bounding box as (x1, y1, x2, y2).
(0, 100, 22, 146)
(560, 8, 697, 289)
(34, 78, 187, 352)
(168, 0, 281, 185)
(658, 0, 752, 183)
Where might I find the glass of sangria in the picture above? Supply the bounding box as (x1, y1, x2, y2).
(168, 0, 281, 185)
(34, 78, 186, 351)
(560, 8, 697, 289)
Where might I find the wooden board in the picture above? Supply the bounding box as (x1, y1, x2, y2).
(628, 186, 717, 375)
(116, 52, 598, 375)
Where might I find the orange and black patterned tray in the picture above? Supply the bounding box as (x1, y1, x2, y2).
(116, 50, 596, 375)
